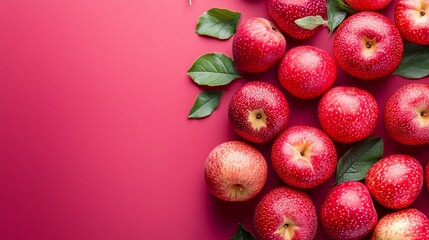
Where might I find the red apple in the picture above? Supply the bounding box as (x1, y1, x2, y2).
(365, 154, 423, 209)
(372, 208, 429, 239)
(395, 0, 429, 45)
(204, 141, 267, 202)
(232, 17, 286, 73)
(228, 81, 289, 143)
(267, 0, 327, 39)
(271, 125, 337, 189)
(384, 83, 429, 145)
(345, 0, 393, 11)
(253, 186, 317, 240)
(318, 86, 378, 143)
(320, 181, 378, 240)
(334, 11, 403, 80)
(278, 45, 337, 99)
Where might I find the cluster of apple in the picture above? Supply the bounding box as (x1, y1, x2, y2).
(202, 0, 429, 239)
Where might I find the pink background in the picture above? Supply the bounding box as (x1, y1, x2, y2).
(0, 0, 428, 239)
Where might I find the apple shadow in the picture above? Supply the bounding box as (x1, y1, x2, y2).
(204, 189, 259, 237)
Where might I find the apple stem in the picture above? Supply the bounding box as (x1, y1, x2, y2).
(256, 114, 262, 119)
(421, 111, 428, 117)
(366, 42, 372, 49)
(236, 184, 243, 192)
(421, 10, 425, 16)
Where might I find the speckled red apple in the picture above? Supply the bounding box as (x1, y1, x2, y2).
(395, 0, 429, 45)
(320, 181, 378, 240)
(232, 17, 286, 73)
(365, 154, 423, 209)
(384, 83, 429, 145)
(271, 125, 337, 189)
(253, 186, 317, 240)
(228, 81, 289, 143)
(372, 208, 429, 239)
(318, 86, 378, 143)
(334, 11, 403, 80)
(204, 141, 267, 202)
(267, 0, 327, 39)
(278, 45, 337, 99)
(345, 0, 393, 10)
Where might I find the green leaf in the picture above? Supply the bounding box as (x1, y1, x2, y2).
(327, 0, 347, 34)
(188, 91, 223, 119)
(295, 15, 328, 30)
(230, 223, 256, 240)
(187, 53, 241, 86)
(393, 43, 429, 79)
(336, 0, 356, 13)
(196, 8, 241, 40)
(334, 137, 383, 185)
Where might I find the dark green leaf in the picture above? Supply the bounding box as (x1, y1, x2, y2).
(393, 43, 429, 79)
(196, 8, 241, 40)
(295, 15, 328, 30)
(230, 223, 256, 240)
(187, 53, 241, 86)
(188, 91, 223, 119)
(327, 0, 347, 34)
(334, 137, 383, 185)
(336, 0, 356, 13)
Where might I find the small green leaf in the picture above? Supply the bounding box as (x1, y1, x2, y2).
(187, 53, 241, 86)
(188, 91, 223, 119)
(335, 137, 383, 185)
(393, 43, 429, 79)
(196, 8, 241, 40)
(295, 15, 328, 30)
(327, 0, 347, 34)
(230, 223, 256, 240)
(336, 0, 356, 13)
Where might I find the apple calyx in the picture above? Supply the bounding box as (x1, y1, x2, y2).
(362, 36, 377, 57)
(417, 108, 429, 127)
(415, 4, 429, 21)
(228, 183, 249, 201)
(291, 142, 313, 164)
(248, 109, 267, 130)
(274, 217, 300, 240)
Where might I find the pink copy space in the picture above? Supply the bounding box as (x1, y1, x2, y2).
(0, 0, 428, 239)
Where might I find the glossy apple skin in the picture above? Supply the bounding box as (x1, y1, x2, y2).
(395, 0, 429, 45)
(318, 86, 378, 143)
(228, 81, 289, 143)
(371, 208, 429, 239)
(366, 154, 423, 209)
(384, 83, 429, 145)
(320, 181, 378, 240)
(345, 0, 393, 10)
(267, 0, 326, 39)
(278, 45, 337, 99)
(204, 141, 267, 202)
(232, 18, 286, 73)
(271, 125, 337, 189)
(334, 11, 403, 80)
(253, 186, 317, 240)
